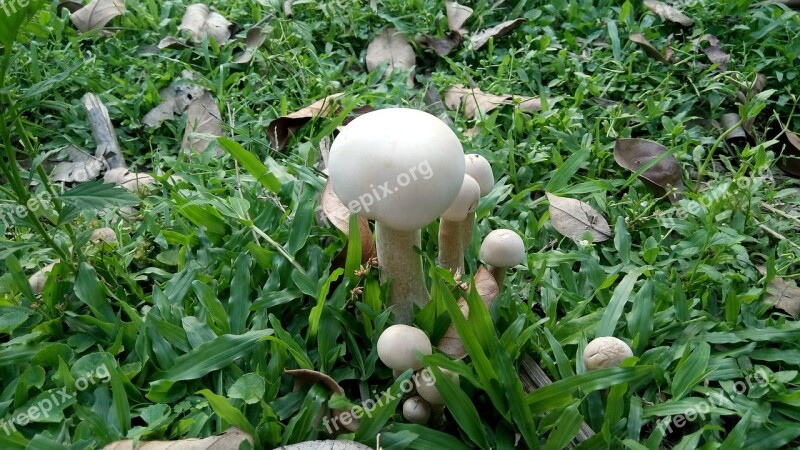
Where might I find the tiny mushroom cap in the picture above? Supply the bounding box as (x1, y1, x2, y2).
(328, 108, 465, 231)
(377, 325, 433, 371)
(479, 229, 526, 268)
(441, 175, 480, 222)
(29, 262, 57, 295)
(583, 337, 633, 370)
(402, 397, 431, 425)
(415, 368, 459, 406)
(464, 154, 493, 197)
(90, 227, 117, 243)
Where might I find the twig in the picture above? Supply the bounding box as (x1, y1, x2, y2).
(761, 202, 800, 229)
(756, 220, 800, 250)
(82, 93, 126, 170)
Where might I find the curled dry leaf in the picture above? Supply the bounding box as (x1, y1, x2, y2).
(50, 146, 104, 183)
(157, 36, 186, 50)
(444, 84, 541, 118)
(417, 31, 464, 57)
(445, 1, 472, 32)
(104, 168, 156, 193)
(143, 81, 206, 128)
(58, 0, 83, 15)
(438, 266, 499, 359)
(275, 441, 373, 450)
(423, 85, 453, 126)
(546, 193, 612, 243)
(778, 130, 800, 177)
(267, 93, 344, 151)
(757, 266, 800, 319)
(614, 138, 685, 203)
(643, 0, 695, 27)
(182, 91, 224, 154)
(513, 95, 542, 112)
(629, 33, 668, 64)
(102, 427, 252, 450)
(234, 27, 267, 64)
(366, 28, 416, 87)
(179, 4, 235, 45)
(719, 113, 748, 146)
(321, 180, 376, 262)
(70, 0, 125, 33)
(693, 34, 729, 70)
(469, 18, 525, 51)
(285, 369, 359, 432)
(83, 93, 126, 170)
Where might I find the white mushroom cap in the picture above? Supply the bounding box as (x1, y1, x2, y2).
(464, 154, 493, 197)
(90, 227, 117, 243)
(29, 262, 58, 295)
(402, 397, 431, 424)
(377, 325, 432, 371)
(583, 337, 633, 370)
(415, 368, 459, 406)
(479, 229, 525, 268)
(328, 108, 465, 231)
(441, 175, 480, 222)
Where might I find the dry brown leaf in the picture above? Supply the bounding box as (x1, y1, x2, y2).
(445, 1, 473, 32)
(629, 33, 668, 64)
(70, 0, 125, 33)
(266, 94, 344, 151)
(285, 369, 359, 433)
(643, 0, 695, 27)
(513, 95, 542, 112)
(757, 266, 800, 318)
(179, 3, 234, 45)
(321, 179, 376, 262)
(547, 193, 612, 242)
(156, 36, 186, 50)
(366, 28, 416, 87)
(444, 84, 510, 118)
(694, 34, 729, 70)
(417, 31, 463, 57)
(234, 27, 267, 64)
(275, 441, 373, 450)
(58, 0, 83, 15)
(182, 91, 223, 154)
(50, 146, 104, 183)
(143, 82, 206, 128)
(438, 266, 498, 359)
(778, 130, 800, 177)
(614, 138, 685, 203)
(104, 168, 156, 193)
(469, 18, 525, 51)
(103, 427, 252, 450)
(719, 113, 748, 146)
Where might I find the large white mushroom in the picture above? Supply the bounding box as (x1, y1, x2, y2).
(461, 154, 493, 247)
(479, 229, 525, 285)
(328, 108, 465, 323)
(376, 325, 432, 372)
(583, 337, 633, 370)
(438, 174, 480, 273)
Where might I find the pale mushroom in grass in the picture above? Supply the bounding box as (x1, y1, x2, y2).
(439, 174, 480, 273)
(377, 325, 432, 372)
(583, 337, 633, 370)
(462, 154, 493, 246)
(402, 396, 432, 424)
(479, 229, 525, 285)
(415, 367, 459, 406)
(329, 108, 465, 323)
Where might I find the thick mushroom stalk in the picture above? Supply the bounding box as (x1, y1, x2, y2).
(439, 175, 480, 273)
(479, 229, 525, 286)
(461, 154, 494, 247)
(329, 108, 465, 324)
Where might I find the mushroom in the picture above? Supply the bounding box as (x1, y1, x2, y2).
(90, 227, 117, 244)
(376, 325, 432, 372)
(328, 108, 465, 323)
(478, 229, 525, 285)
(28, 261, 58, 295)
(438, 174, 480, 273)
(402, 396, 431, 424)
(415, 368, 459, 406)
(461, 154, 493, 247)
(583, 337, 633, 370)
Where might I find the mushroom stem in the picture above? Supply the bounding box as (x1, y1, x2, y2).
(460, 210, 475, 249)
(488, 265, 506, 286)
(376, 222, 428, 324)
(438, 219, 464, 273)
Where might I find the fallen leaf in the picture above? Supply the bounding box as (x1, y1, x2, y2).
(546, 193, 612, 242)
(438, 266, 498, 359)
(83, 93, 126, 170)
(444, 84, 510, 118)
(366, 28, 416, 86)
(182, 91, 224, 153)
(50, 146, 104, 183)
(234, 27, 267, 64)
(275, 441, 373, 450)
(70, 0, 125, 33)
(614, 138, 685, 203)
(103, 427, 252, 450)
(422, 85, 453, 126)
(266, 93, 344, 151)
(693, 34, 729, 70)
(445, 1, 473, 32)
(321, 179, 376, 262)
(469, 18, 525, 51)
(58, 0, 83, 15)
(643, 0, 695, 27)
(757, 266, 800, 318)
(417, 31, 463, 57)
(629, 32, 668, 64)
(104, 168, 156, 193)
(719, 112, 748, 146)
(737, 73, 767, 104)
(143, 79, 206, 128)
(778, 130, 800, 177)
(157, 36, 186, 50)
(513, 95, 542, 112)
(285, 369, 358, 432)
(178, 3, 234, 45)
(284, 0, 294, 17)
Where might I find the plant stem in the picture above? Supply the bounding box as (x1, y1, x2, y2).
(375, 222, 429, 324)
(438, 218, 464, 273)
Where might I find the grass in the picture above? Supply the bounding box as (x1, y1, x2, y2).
(1, 0, 800, 448)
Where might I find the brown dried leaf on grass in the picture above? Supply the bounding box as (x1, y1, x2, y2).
(470, 18, 525, 51)
(444, 84, 541, 119)
(70, 0, 125, 33)
(267, 93, 344, 151)
(50, 146, 105, 183)
(321, 180, 376, 262)
(629, 33, 668, 64)
(104, 168, 156, 193)
(102, 427, 252, 450)
(183, 91, 224, 154)
(778, 130, 800, 177)
(366, 28, 416, 86)
(643, 0, 695, 27)
(417, 31, 464, 57)
(546, 193, 612, 243)
(693, 34, 729, 70)
(438, 266, 499, 359)
(275, 441, 374, 450)
(614, 138, 685, 203)
(757, 266, 800, 319)
(285, 369, 359, 432)
(178, 3, 235, 45)
(445, 1, 473, 32)
(58, 0, 83, 15)
(234, 27, 267, 63)
(142, 80, 206, 128)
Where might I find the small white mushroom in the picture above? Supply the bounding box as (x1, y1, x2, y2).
(479, 229, 525, 285)
(28, 262, 58, 295)
(402, 396, 431, 424)
(461, 154, 493, 247)
(438, 175, 480, 273)
(377, 325, 432, 372)
(90, 227, 117, 243)
(583, 337, 633, 370)
(415, 368, 459, 406)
